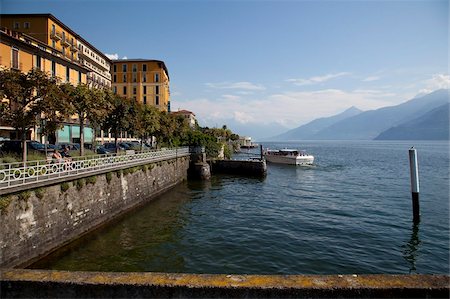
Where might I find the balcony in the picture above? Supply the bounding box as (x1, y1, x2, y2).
(61, 38, 71, 47)
(70, 44, 78, 52)
(50, 31, 61, 41)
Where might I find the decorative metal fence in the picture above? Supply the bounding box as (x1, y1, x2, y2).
(0, 147, 189, 195)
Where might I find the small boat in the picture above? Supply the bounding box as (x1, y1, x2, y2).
(264, 148, 314, 165)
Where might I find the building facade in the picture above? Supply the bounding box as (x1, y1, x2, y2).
(171, 110, 197, 128)
(0, 14, 112, 89)
(0, 14, 112, 145)
(0, 27, 89, 141)
(111, 59, 170, 112)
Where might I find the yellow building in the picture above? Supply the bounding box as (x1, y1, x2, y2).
(0, 27, 89, 141)
(112, 59, 170, 112)
(0, 14, 111, 88)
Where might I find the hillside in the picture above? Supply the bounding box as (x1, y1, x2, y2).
(310, 89, 449, 140)
(375, 103, 449, 140)
(269, 106, 362, 141)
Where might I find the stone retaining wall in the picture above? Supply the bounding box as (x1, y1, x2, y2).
(1, 269, 448, 298)
(0, 156, 189, 268)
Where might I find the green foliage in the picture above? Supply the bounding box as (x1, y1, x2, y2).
(106, 172, 112, 184)
(0, 195, 13, 213)
(85, 175, 97, 185)
(115, 170, 122, 178)
(34, 188, 45, 200)
(76, 179, 85, 190)
(0, 68, 60, 162)
(61, 182, 70, 193)
(18, 191, 31, 201)
(223, 143, 232, 159)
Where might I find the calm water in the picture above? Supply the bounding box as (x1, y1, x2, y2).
(30, 141, 450, 274)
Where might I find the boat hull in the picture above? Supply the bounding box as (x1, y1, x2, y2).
(265, 154, 314, 165)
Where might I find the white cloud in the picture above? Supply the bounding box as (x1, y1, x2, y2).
(221, 94, 240, 101)
(122, 56, 128, 60)
(287, 72, 350, 86)
(418, 74, 450, 94)
(174, 88, 397, 129)
(205, 81, 266, 91)
(362, 76, 380, 82)
(105, 53, 119, 60)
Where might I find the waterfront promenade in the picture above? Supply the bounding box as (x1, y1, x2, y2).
(0, 147, 189, 196)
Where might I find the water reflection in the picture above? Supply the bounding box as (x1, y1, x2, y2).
(402, 223, 421, 273)
(29, 183, 194, 271)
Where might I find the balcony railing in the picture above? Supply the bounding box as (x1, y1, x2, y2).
(61, 38, 71, 47)
(0, 147, 189, 195)
(50, 31, 61, 41)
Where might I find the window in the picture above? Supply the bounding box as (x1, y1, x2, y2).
(62, 47, 65, 56)
(123, 86, 127, 95)
(143, 73, 147, 82)
(52, 40, 56, 48)
(78, 71, 82, 83)
(155, 86, 159, 94)
(154, 73, 159, 82)
(123, 74, 127, 82)
(113, 64, 117, 72)
(133, 87, 137, 95)
(66, 67, 70, 82)
(113, 86, 117, 94)
(113, 75, 117, 83)
(122, 64, 127, 72)
(35, 55, 41, 70)
(62, 32, 66, 42)
(11, 47, 19, 69)
(143, 86, 147, 94)
(14, 22, 19, 29)
(132, 64, 137, 72)
(51, 24, 56, 34)
(155, 95, 159, 105)
(132, 73, 137, 82)
(24, 22, 30, 29)
(142, 64, 147, 72)
(51, 61, 56, 77)
(143, 96, 147, 105)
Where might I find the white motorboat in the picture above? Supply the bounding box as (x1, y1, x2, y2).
(264, 148, 314, 165)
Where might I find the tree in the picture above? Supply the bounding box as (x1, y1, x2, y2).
(60, 83, 97, 156)
(88, 88, 110, 149)
(101, 93, 132, 153)
(133, 104, 160, 150)
(0, 68, 56, 162)
(39, 81, 74, 152)
(156, 112, 177, 147)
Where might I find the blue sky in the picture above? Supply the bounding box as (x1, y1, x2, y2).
(2, 0, 448, 138)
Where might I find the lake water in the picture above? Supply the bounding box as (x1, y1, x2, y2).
(30, 141, 449, 274)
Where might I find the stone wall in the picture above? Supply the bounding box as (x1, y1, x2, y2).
(1, 269, 449, 298)
(0, 156, 189, 268)
(210, 160, 267, 177)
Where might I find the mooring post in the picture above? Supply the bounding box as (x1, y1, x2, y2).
(408, 147, 420, 223)
(260, 144, 263, 161)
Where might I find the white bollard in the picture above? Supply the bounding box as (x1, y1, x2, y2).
(408, 147, 420, 223)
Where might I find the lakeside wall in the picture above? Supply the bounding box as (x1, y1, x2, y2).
(1, 269, 448, 298)
(0, 156, 189, 268)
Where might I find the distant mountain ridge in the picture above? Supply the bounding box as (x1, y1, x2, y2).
(270, 106, 362, 141)
(269, 89, 449, 141)
(375, 103, 449, 140)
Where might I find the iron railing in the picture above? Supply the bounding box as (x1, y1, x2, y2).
(0, 147, 189, 194)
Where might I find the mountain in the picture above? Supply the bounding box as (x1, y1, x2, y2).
(269, 106, 362, 141)
(374, 103, 449, 140)
(310, 89, 449, 140)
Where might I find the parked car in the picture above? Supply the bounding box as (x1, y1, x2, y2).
(96, 143, 126, 154)
(0, 140, 53, 155)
